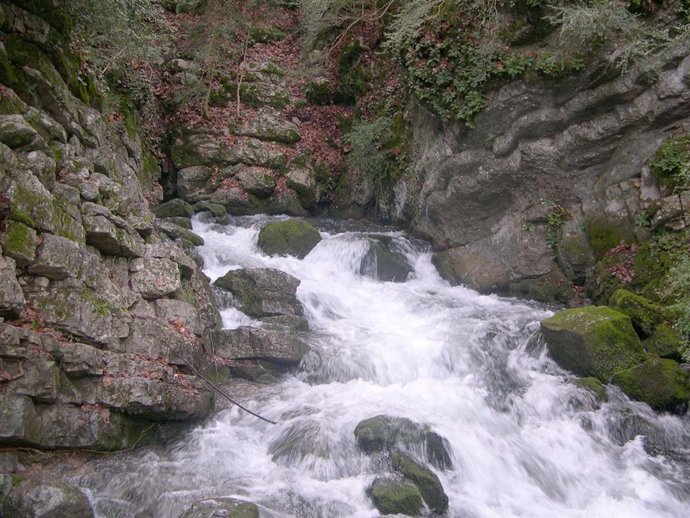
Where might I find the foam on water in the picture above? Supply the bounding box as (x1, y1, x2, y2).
(77, 215, 690, 518)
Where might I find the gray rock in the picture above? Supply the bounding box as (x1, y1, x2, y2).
(153, 298, 201, 336)
(0, 394, 40, 444)
(177, 166, 212, 198)
(234, 110, 300, 144)
(5, 171, 55, 233)
(152, 198, 194, 218)
(0, 114, 38, 148)
(57, 342, 104, 377)
(236, 167, 276, 198)
(120, 317, 200, 367)
(233, 138, 288, 169)
(182, 497, 259, 518)
(360, 236, 413, 283)
(7, 477, 94, 518)
(163, 216, 193, 229)
(130, 257, 181, 299)
(20, 150, 57, 190)
(1, 219, 36, 267)
(29, 233, 84, 280)
(218, 327, 308, 366)
(192, 200, 227, 217)
(157, 220, 205, 246)
(213, 268, 302, 318)
(8, 359, 61, 403)
(286, 166, 317, 206)
(97, 377, 212, 421)
(82, 203, 144, 257)
(0, 256, 25, 317)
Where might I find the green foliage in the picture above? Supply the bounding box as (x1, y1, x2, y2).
(545, 203, 569, 259)
(665, 254, 690, 360)
(650, 134, 690, 193)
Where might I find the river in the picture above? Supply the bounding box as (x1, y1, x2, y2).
(76, 215, 690, 517)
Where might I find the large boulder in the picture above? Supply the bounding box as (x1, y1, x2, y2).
(540, 306, 645, 381)
(367, 476, 422, 516)
(235, 167, 276, 198)
(390, 451, 448, 513)
(213, 268, 302, 318)
(257, 220, 321, 258)
(152, 198, 194, 219)
(218, 327, 309, 366)
(608, 289, 672, 338)
(6, 478, 94, 518)
(612, 358, 690, 413)
(354, 415, 453, 470)
(360, 236, 413, 282)
(181, 497, 259, 518)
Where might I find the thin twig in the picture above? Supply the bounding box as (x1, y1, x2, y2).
(168, 346, 277, 425)
(236, 34, 250, 119)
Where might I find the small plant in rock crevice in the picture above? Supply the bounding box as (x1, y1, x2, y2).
(544, 203, 569, 259)
(651, 133, 690, 194)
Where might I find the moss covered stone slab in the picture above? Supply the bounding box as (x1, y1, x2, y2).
(182, 498, 259, 518)
(540, 306, 645, 382)
(612, 358, 690, 413)
(1, 219, 36, 266)
(367, 476, 422, 516)
(643, 324, 683, 360)
(152, 198, 194, 219)
(391, 451, 449, 513)
(257, 220, 321, 259)
(609, 289, 671, 337)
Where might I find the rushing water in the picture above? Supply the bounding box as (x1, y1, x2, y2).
(76, 215, 690, 517)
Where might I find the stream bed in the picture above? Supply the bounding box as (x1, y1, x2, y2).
(74, 215, 690, 517)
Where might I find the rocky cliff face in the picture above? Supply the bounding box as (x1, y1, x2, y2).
(360, 47, 690, 299)
(0, 0, 222, 451)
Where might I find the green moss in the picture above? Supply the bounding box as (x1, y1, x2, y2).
(631, 240, 672, 301)
(333, 40, 370, 105)
(609, 289, 672, 337)
(508, 270, 576, 304)
(141, 153, 161, 190)
(257, 220, 322, 259)
(540, 306, 645, 382)
(390, 451, 448, 513)
(82, 289, 112, 318)
(613, 358, 690, 412)
(2, 220, 36, 260)
(650, 134, 690, 194)
(585, 221, 628, 260)
(249, 25, 286, 44)
(643, 324, 683, 360)
(368, 477, 422, 516)
(52, 196, 84, 243)
(574, 376, 608, 402)
(304, 80, 331, 105)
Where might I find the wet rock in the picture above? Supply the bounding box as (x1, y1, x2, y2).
(1, 219, 37, 266)
(182, 497, 259, 518)
(0, 256, 25, 316)
(130, 257, 181, 299)
(213, 268, 302, 318)
(218, 327, 308, 366)
(367, 476, 422, 516)
(354, 415, 453, 470)
(613, 358, 690, 413)
(540, 306, 645, 382)
(390, 451, 448, 513)
(152, 198, 194, 219)
(236, 167, 276, 198)
(360, 236, 412, 283)
(257, 220, 321, 258)
(233, 110, 300, 144)
(29, 233, 83, 280)
(6, 477, 94, 518)
(573, 377, 608, 403)
(608, 289, 672, 338)
(192, 200, 226, 217)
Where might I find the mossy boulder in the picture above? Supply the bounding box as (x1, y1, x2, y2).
(540, 306, 645, 382)
(152, 198, 194, 219)
(643, 324, 683, 360)
(612, 358, 690, 413)
(1, 219, 36, 266)
(257, 220, 321, 259)
(608, 289, 671, 338)
(367, 476, 422, 516)
(390, 451, 448, 513)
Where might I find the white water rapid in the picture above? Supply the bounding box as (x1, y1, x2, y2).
(76, 215, 690, 518)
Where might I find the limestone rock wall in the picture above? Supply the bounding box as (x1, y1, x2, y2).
(363, 47, 690, 297)
(0, 0, 221, 451)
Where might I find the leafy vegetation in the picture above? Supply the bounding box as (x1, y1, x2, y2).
(651, 134, 690, 193)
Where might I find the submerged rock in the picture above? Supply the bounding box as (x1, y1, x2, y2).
(360, 235, 413, 283)
(540, 306, 645, 382)
(354, 415, 453, 470)
(257, 220, 321, 258)
(613, 358, 690, 413)
(182, 497, 259, 518)
(367, 476, 422, 517)
(6, 477, 94, 518)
